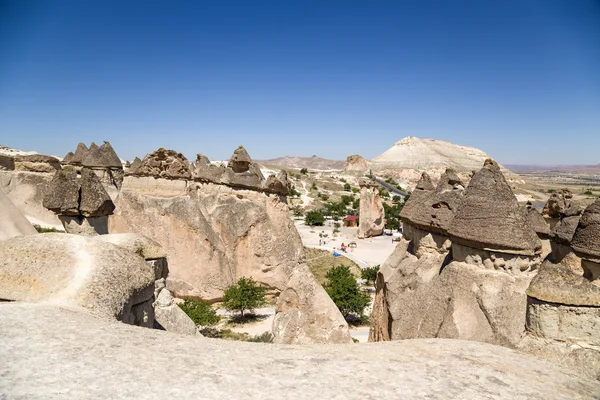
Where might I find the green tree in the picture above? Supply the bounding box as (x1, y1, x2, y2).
(289, 185, 301, 198)
(360, 265, 380, 285)
(305, 210, 325, 226)
(324, 266, 370, 318)
(343, 182, 351, 192)
(178, 299, 220, 327)
(300, 168, 308, 175)
(222, 277, 267, 319)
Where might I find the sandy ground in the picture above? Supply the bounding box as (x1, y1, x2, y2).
(216, 307, 275, 337)
(295, 220, 397, 268)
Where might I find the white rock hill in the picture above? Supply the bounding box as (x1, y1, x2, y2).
(369, 136, 520, 182)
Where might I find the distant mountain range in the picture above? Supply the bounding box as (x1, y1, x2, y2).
(256, 155, 346, 170)
(507, 164, 600, 174)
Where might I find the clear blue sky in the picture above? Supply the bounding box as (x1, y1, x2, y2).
(1, 0, 599, 164)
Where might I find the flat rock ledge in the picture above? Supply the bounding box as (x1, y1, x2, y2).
(1, 303, 598, 399)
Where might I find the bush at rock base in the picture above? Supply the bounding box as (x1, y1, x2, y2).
(178, 299, 220, 327)
(325, 266, 370, 319)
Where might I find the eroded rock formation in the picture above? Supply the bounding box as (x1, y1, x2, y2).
(43, 168, 115, 235)
(357, 180, 384, 238)
(62, 141, 124, 194)
(344, 154, 369, 172)
(0, 188, 37, 241)
(111, 145, 350, 343)
(370, 160, 541, 347)
(0, 233, 156, 326)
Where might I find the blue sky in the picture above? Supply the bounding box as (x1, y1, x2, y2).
(1, 1, 598, 164)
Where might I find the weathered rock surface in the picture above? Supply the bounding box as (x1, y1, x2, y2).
(344, 154, 369, 172)
(0, 170, 62, 228)
(0, 234, 156, 326)
(1, 302, 598, 399)
(14, 154, 62, 172)
(370, 136, 522, 183)
(62, 142, 89, 165)
(357, 180, 384, 238)
(369, 233, 536, 347)
(109, 177, 349, 343)
(131, 148, 192, 179)
(371, 161, 542, 349)
(81, 141, 122, 168)
(526, 203, 551, 238)
(527, 262, 600, 307)
(543, 189, 573, 219)
(571, 199, 600, 262)
(43, 168, 115, 218)
(0, 188, 37, 241)
(272, 264, 353, 344)
(400, 168, 464, 234)
(448, 159, 541, 255)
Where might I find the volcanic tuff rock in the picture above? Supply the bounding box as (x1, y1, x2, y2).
(400, 168, 464, 234)
(3, 303, 599, 400)
(129, 148, 192, 179)
(526, 202, 551, 238)
(0, 233, 156, 327)
(62, 142, 89, 165)
(369, 136, 521, 183)
(81, 141, 122, 168)
(543, 189, 573, 218)
(14, 154, 62, 173)
(370, 160, 542, 348)
(43, 169, 115, 217)
(227, 145, 253, 173)
(357, 180, 385, 238)
(448, 159, 541, 255)
(109, 176, 350, 343)
(571, 199, 600, 262)
(0, 188, 37, 241)
(344, 154, 369, 172)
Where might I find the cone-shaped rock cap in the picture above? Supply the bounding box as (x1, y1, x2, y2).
(399, 172, 435, 223)
(227, 145, 252, 173)
(82, 141, 122, 168)
(447, 159, 541, 255)
(63, 143, 89, 165)
(571, 199, 600, 262)
(526, 203, 550, 238)
(399, 169, 465, 234)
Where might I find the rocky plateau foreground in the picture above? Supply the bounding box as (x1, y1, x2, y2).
(1, 302, 598, 400)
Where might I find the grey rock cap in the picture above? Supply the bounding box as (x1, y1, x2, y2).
(526, 203, 551, 238)
(131, 148, 192, 179)
(399, 172, 436, 225)
(82, 141, 122, 168)
(400, 168, 464, 234)
(527, 260, 600, 306)
(63, 142, 89, 165)
(227, 145, 252, 173)
(448, 159, 541, 255)
(43, 168, 115, 217)
(571, 199, 600, 262)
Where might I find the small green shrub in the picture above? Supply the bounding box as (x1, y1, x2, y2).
(300, 168, 308, 175)
(584, 189, 593, 195)
(247, 331, 274, 343)
(305, 210, 325, 226)
(222, 277, 267, 319)
(33, 224, 62, 233)
(360, 265, 380, 285)
(343, 182, 351, 192)
(178, 299, 220, 327)
(325, 266, 370, 319)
